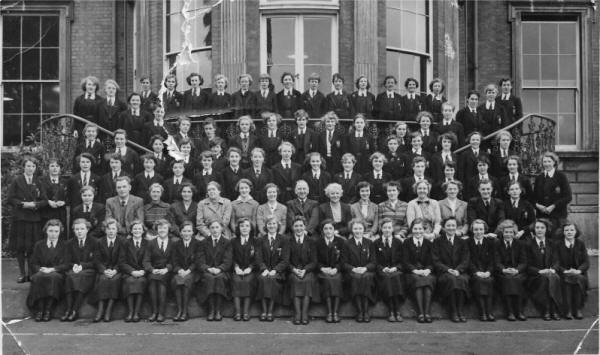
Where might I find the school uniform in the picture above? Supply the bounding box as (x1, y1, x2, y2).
(286, 236, 319, 302)
(39, 175, 68, 232)
(351, 201, 379, 237)
(364, 171, 392, 205)
(419, 128, 438, 155)
(489, 147, 516, 178)
(71, 202, 106, 239)
(436, 119, 465, 148)
(271, 161, 302, 203)
(209, 91, 232, 110)
(132, 172, 164, 204)
(400, 176, 432, 202)
(342, 237, 376, 302)
(383, 151, 410, 180)
(73, 140, 107, 175)
(423, 94, 447, 123)
(255, 234, 289, 301)
(433, 235, 470, 299)
(92, 236, 125, 302)
(290, 126, 316, 164)
(374, 236, 405, 299)
(98, 170, 132, 202)
(377, 200, 409, 237)
(73, 94, 105, 132)
(276, 89, 302, 118)
(230, 197, 259, 232)
(183, 87, 209, 111)
(478, 101, 507, 136)
(314, 129, 344, 173)
(402, 237, 436, 292)
(255, 89, 278, 116)
(143, 121, 170, 145)
(300, 89, 327, 119)
(525, 238, 562, 308)
(100, 97, 128, 131)
(496, 93, 523, 125)
(466, 174, 501, 201)
(179, 156, 199, 181)
(162, 176, 192, 204)
(140, 90, 159, 113)
(64, 237, 99, 295)
(556, 239, 589, 313)
(105, 195, 145, 236)
(169, 200, 198, 231)
(162, 90, 184, 116)
(533, 170, 572, 223)
(455, 106, 483, 140)
(231, 89, 257, 118)
(121, 109, 153, 145)
(499, 173, 534, 203)
(332, 171, 361, 204)
(221, 166, 243, 201)
(404, 149, 432, 172)
(401, 93, 425, 122)
(285, 198, 320, 237)
(316, 236, 345, 298)
(242, 166, 274, 204)
(301, 170, 332, 203)
(213, 154, 228, 172)
(143, 237, 174, 285)
(326, 90, 352, 119)
(195, 236, 232, 303)
(466, 197, 505, 233)
(458, 148, 489, 190)
(429, 151, 459, 185)
(107, 147, 140, 176)
(27, 239, 68, 309)
(172, 239, 200, 291)
(151, 152, 171, 178)
(7, 175, 47, 253)
(344, 132, 375, 174)
(494, 239, 527, 296)
(194, 168, 223, 201)
(349, 90, 376, 119)
(468, 237, 497, 297)
(504, 198, 536, 234)
(375, 91, 403, 121)
(119, 237, 148, 297)
(230, 236, 259, 298)
(317, 202, 352, 237)
(259, 129, 284, 167)
(228, 133, 259, 169)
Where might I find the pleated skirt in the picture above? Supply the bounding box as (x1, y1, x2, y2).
(196, 272, 230, 303)
(318, 272, 343, 298)
(470, 274, 495, 297)
(437, 273, 470, 299)
(91, 273, 122, 302)
(255, 273, 285, 302)
(345, 271, 376, 303)
(377, 271, 405, 299)
(527, 273, 562, 305)
(65, 269, 96, 294)
(231, 273, 256, 298)
(27, 271, 64, 308)
(122, 275, 147, 297)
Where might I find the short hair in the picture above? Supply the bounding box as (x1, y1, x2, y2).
(103, 217, 119, 231)
(264, 216, 280, 229)
(280, 72, 295, 83)
(178, 116, 191, 127)
(115, 176, 131, 185)
(80, 76, 100, 92)
(477, 179, 493, 189)
(496, 219, 518, 236)
(476, 155, 491, 166)
(179, 182, 197, 195)
(294, 109, 309, 120)
(148, 182, 164, 195)
(320, 218, 335, 231)
(164, 74, 178, 88)
(466, 131, 483, 143)
(149, 134, 165, 147)
(324, 183, 343, 196)
(442, 216, 458, 228)
(180, 220, 195, 232)
(295, 179, 309, 190)
(355, 75, 371, 90)
(236, 217, 253, 235)
(356, 181, 372, 195)
(251, 147, 266, 158)
(214, 74, 228, 88)
(292, 215, 307, 226)
(412, 180, 431, 194)
(353, 113, 368, 124)
(412, 156, 427, 167)
(259, 73, 273, 84)
(127, 92, 141, 103)
(441, 102, 455, 111)
(262, 111, 282, 125)
(171, 160, 185, 169)
(278, 141, 296, 155)
(384, 180, 402, 193)
(43, 219, 64, 234)
(466, 90, 480, 99)
(394, 121, 408, 130)
(237, 115, 256, 131)
(200, 150, 214, 160)
(409, 218, 427, 232)
(530, 218, 552, 238)
(341, 153, 356, 164)
(331, 73, 344, 83)
(210, 137, 226, 151)
(348, 218, 367, 232)
(444, 160, 457, 171)
(139, 76, 152, 83)
(206, 181, 222, 192)
(21, 156, 39, 167)
(498, 78, 513, 87)
(104, 79, 120, 91)
(560, 222, 581, 239)
(264, 183, 280, 196)
(378, 217, 394, 229)
(186, 72, 204, 86)
(72, 218, 91, 230)
(470, 219, 489, 233)
(108, 153, 124, 164)
(129, 219, 147, 233)
(496, 130, 513, 143)
(438, 132, 458, 147)
(80, 185, 96, 196)
(83, 123, 99, 134)
(235, 178, 253, 192)
(179, 138, 193, 148)
(307, 72, 321, 82)
(428, 78, 446, 93)
(505, 155, 522, 170)
(226, 146, 242, 158)
(321, 111, 339, 125)
(153, 218, 171, 229)
(386, 135, 399, 145)
(238, 73, 253, 85)
(541, 152, 560, 167)
(416, 111, 433, 124)
(442, 180, 463, 194)
(484, 83, 498, 94)
(114, 129, 128, 139)
(383, 75, 398, 85)
(369, 152, 388, 164)
(404, 78, 419, 88)
(141, 154, 157, 165)
(77, 152, 96, 165)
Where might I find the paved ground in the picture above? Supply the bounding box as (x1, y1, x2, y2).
(2, 315, 598, 355)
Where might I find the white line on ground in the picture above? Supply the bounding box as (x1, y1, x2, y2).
(573, 317, 599, 355)
(2, 320, 32, 355)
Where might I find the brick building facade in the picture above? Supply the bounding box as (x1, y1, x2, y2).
(1, 0, 598, 245)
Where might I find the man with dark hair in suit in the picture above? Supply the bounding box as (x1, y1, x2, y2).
(467, 179, 505, 232)
(105, 176, 144, 237)
(285, 180, 319, 237)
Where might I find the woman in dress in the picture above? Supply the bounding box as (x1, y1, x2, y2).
(169, 182, 198, 232)
(438, 181, 468, 238)
(317, 183, 352, 237)
(350, 181, 379, 240)
(406, 180, 442, 239)
(196, 181, 233, 239)
(374, 218, 405, 322)
(256, 183, 287, 237)
(230, 179, 259, 232)
(143, 219, 174, 322)
(377, 181, 409, 240)
(231, 218, 259, 321)
(119, 220, 147, 323)
(171, 221, 199, 322)
(316, 219, 345, 323)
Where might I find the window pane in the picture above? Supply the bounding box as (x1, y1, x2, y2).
(540, 23, 558, 54)
(304, 18, 331, 64)
(401, 11, 417, 50)
(175, 50, 213, 90)
(522, 23, 539, 54)
(42, 83, 60, 113)
(22, 16, 40, 47)
(386, 8, 402, 49)
(3, 16, 21, 47)
(414, 0, 426, 14)
(387, 51, 421, 93)
(22, 48, 40, 80)
(415, 14, 427, 53)
(304, 64, 331, 88)
(23, 114, 41, 145)
(168, 0, 183, 14)
(559, 22, 576, 54)
(521, 90, 539, 114)
(267, 18, 295, 65)
(403, 0, 417, 13)
(168, 14, 183, 53)
(387, 0, 404, 9)
(557, 114, 576, 145)
(3, 115, 22, 146)
(41, 48, 59, 80)
(23, 83, 41, 114)
(3, 83, 21, 114)
(191, 8, 211, 48)
(557, 89, 575, 114)
(2, 49, 21, 80)
(558, 55, 577, 86)
(42, 16, 59, 47)
(190, 0, 213, 11)
(268, 65, 295, 92)
(522, 54, 539, 85)
(540, 90, 557, 113)
(540, 55, 558, 86)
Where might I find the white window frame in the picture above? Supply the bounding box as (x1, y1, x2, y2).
(259, 14, 338, 93)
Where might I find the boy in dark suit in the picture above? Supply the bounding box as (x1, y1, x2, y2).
(276, 72, 302, 118)
(73, 124, 106, 175)
(139, 76, 159, 113)
(162, 160, 192, 204)
(375, 75, 403, 122)
(300, 73, 327, 119)
(467, 180, 505, 232)
(496, 78, 522, 125)
(67, 153, 100, 208)
(326, 73, 352, 120)
(290, 109, 316, 165)
(314, 113, 344, 174)
(71, 186, 105, 239)
(221, 147, 244, 201)
(231, 74, 258, 118)
(436, 103, 465, 148)
(133, 154, 164, 204)
(228, 116, 259, 169)
(255, 73, 278, 116)
(478, 84, 507, 136)
(455, 90, 483, 140)
(107, 129, 140, 175)
(98, 154, 132, 202)
(242, 148, 274, 204)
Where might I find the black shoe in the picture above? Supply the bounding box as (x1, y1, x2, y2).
(451, 315, 460, 323)
(301, 318, 309, 325)
(259, 313, 267, 321)
(103, 313, 112, 322)
(293, 317, 301, 325)
(233, 313, 242, 321)
(326, 313, 333, 323)
(417, 314, 425, 323)
(543, 312, 551, 321)
(459, 316, 467, 323)
(551, 313, 561, 321)
(207, 312, 214, 321)
(60, 311, 70, 322)
(124, 314, 133, 323)
(487, 313, 495, 322)
(574, 310, 583, 319)
(355, 313, 363, 323)
(517, 313, 527, 321)
(242, 314, 250, 321)
(564, 312, 573, 320)
(34, 311, 43, 322)
(424, 314, 432, 323)
(156, 314, 165, 322)
(387, 313, 396, 322)
(333, 313, 340, 323)
(16, 276, 26, 284)
(42, 310, 52, 322)
(506, 313, 516, 321)
(479, 314, 488, 322)
(395, 312, 403, 322)
(67, 311, 78, 322)
(363, 313, 371, 323)
(132, 314, 141, 323)
(214, 312, 222, 321)
(266, 313, 274, 322)
(147, 313, 157, 322)
(180, 313, 188, 322)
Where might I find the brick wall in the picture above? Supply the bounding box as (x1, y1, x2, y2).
(69, 0, 116, 104)
(245, 0, 261, 82)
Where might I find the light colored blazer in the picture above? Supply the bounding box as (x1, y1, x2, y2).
(351, 201, 379, 236)
(105, 195, 144, 235)
(197, 197, 232, 238)
(438, 198, 469, 235)
(230, 197, 259, 233)
(256, 202, 287, 236)
(377, 199, 409, 237)
(406, 198, 442, 235)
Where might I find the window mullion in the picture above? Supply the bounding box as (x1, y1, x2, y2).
(296, 15, 304, 91)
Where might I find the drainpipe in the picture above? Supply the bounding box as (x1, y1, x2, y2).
(473, 0, 479, 90)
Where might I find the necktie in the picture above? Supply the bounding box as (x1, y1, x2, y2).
(471, 109, 476, 114)
(185, 242, 189, 249)
(116, 147, 122, 156)
(511, 175, 516, 185)
(109, 240, 113, 248)
(540, 241, 545, 251)
(113, 173, 118, 181)
(26, 176, 31, 185)
(161, 241, 165, 252)
(136, 241, 140, 249)
(175, 178, 180, 185)
(212, 239, 217, 248)
(79, 239, 84, 248)
(357, 132, 362, 138)
(300, 199, 305, 209)
(444, 154, 450, 164)
(417, 240, 421, 248)
(503, 149, 507, 158)
(345, 173, 350, 181)
(232, 168, 237, 174)
(51, 241, 55, 249)
(327, 131, 332, 143)
(146, 173, 150, 180)
(357, 241, 362, 248)
(83, 173, 88, 186)
(449, 238, 453, 246)
(313, 173, 318, 180)
(297, 237, 301, 244)
(86, 94, 91, 99)
(269, 238, 274, 248)
(121, 200, 126, 207)
(387, 238, 392, 249)
(255, 170, 260, 177)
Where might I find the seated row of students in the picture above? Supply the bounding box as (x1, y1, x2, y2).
(27, 215, 588, 324)
(74, 73, 522, 135)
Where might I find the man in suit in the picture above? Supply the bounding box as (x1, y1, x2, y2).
(290, 110, 316, 165)
(300, 73, 328, 119)
(162, 160, 192, 204)
(467, 180, 505, 232)
(67, 153, 100, 208)
(139, 76, 159, 113)
(496, 78, 523, 125)
(242, 162, 274, 205)
(73, 124, 106, 175)
(98, 154, 132, 202)
(285, 180, 319, 237)
(105, 176, 144, 237)
(436, 103, 466, 148)
(71, 186, 106, 239)
(478, 84, 507, 136)
(455, 90, 483, 140)
(271, 142, 303, 203)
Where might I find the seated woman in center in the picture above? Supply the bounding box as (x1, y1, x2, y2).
(317, 183, 352, 238)
(316, 219, 345, 323)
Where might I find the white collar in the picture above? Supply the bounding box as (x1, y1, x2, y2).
(564, 239, 574, 248)
(546, 168, 556, 178)
(85, 93, 96, 99)
(354, 237, 363, 245)
(413, 237, 423, 246)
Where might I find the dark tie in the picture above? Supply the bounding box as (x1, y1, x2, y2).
(540, 241, 545, 253)
(327, 131, 332, 143)
(109, 240, 113, 248)
(136, 241, 140, 249)
(444, 155, 450, 164)
(213, 239, 217, 248)
(120, 200, 126, 207)
(417, 240, 421, 249)
(357, 241, 362, 248)
(161, 241, 165, 252)
(51, 242, 55, 249)
(79, 239, 84, 248)
(300, 200, 305, 210)
(269, 238, 274, 248)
